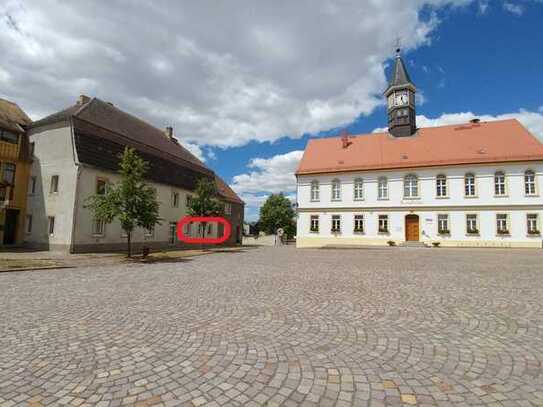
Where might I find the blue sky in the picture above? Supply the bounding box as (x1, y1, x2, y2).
(2, 1, 543, 221)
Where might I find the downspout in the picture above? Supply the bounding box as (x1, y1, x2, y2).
(69, 118, 82, 254)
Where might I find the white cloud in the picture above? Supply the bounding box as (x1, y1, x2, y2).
(503, 2, 524, 15)
(478, 0, 490, 14)
(1, 0, 477, 149)
(373, 109, 543, 141)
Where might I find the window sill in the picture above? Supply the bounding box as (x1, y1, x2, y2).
(310, 200, 320, 203)
(377, 197, 389, 201)
(309, 230, 319, 234)
(466, 233, 480, 237)
(378, 231, 390, 235)
(92, 233, 105, 238)
(464, 195, 478, 199)
(330, 199, 342, 202)
(331, 230, 341, 234)
(353, 198, 364, 202)
(527, 233, 541, 237)
(402, 196, 420, 201)
(525, 194, 539, 198)
(494, 195, 509, 198)
(496, 233, 511, 237)
(435, 196, 449, 199)
(438, 232, 451, 236)
(353, 230, 365, 234)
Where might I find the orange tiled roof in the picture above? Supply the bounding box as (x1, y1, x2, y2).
(296, 119, 543, 175)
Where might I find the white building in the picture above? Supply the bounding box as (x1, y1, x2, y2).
(296, 52, 543, 249)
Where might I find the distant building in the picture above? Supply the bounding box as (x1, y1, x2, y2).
(26, 95, 244, 252)
(296, 50, 543, 248)
(0, 98, 32, 246)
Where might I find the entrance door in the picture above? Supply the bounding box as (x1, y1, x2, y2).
(405, 214, 419, 241)
(3, 209, 19, 245)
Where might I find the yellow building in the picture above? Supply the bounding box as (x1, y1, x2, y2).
(0, 98, 32, 246)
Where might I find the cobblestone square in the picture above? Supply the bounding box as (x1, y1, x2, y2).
(1, 246, 543, 406)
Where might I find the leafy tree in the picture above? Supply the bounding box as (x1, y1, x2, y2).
(258, 193, 296, 238)
(187, 178, 224, 240)
(85, 147, 161, 257)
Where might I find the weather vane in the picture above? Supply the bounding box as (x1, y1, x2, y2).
(395, 35, 402, 55)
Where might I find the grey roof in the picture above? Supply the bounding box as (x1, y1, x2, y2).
(388, 54, 413, 88)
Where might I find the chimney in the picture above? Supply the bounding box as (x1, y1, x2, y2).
(77, 94, 90, 105)
(340, 129, 351, 149)
(164, 126, 174, 140)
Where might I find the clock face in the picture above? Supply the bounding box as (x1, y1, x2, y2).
(396, 91, 409, 106)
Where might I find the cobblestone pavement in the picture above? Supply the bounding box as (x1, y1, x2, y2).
(1, 246, 543, 407)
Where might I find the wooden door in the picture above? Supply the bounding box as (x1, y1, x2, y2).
(405, 215, 419, 241)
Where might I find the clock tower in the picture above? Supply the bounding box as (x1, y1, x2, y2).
(384, 49, 417, 137)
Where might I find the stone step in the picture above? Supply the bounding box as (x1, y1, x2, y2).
(401, 241, 428, 248)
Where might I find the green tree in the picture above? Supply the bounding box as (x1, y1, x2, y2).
(85, 147, 161, 257)
(258, 193, 296, 238)
(187, 178, 224, 240)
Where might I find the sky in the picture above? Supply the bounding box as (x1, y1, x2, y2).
(1, 0, 543, 221)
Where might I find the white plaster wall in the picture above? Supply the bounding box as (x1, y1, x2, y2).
(26, 124, 78, 247)
(296, 162, 543, 247)
(73, 166, 217, 247)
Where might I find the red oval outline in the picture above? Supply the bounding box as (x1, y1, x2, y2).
(176, 216, 231, 244)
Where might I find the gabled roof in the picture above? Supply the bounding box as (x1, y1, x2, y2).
(296, 119, 543, 175)
(0, 98, 31, 133)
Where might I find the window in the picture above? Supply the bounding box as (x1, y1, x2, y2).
(527, 214, 540, 235)
(465, 173, 476, 197)
(186, 195, 192, 207)
(25, 215, 33, 234)
(525, 170, 536, 196)
(378, 215, 389, 233)
(310, 215, 319, 232)
(171, 191, 179, 207)
(354, 215, 364, 233)
(310, 180, 320, 201)
(48, 216, 55, 235)
(437, 214, 449, 234)
(331, 179, 341, 201)
(207, 224, 213, 235)
(436, 175, 447, 197)
(225, 202, 232, 215)
(29, 176, 37, 195)
(50, 175, 59, 193)
(496, 214, 509, 234)
(93, 219, 105, 236)
(378, 177, 388, 199)
(30, 142, 35, 156)
(494, 171, 506, 196)
(184, 222, 192, 236)
(353, 178, 364, 200)
(96, 178, 107, 195)
(331, 215, 341, 232)
(0, 130, 19, 144)
(466, 214, 478, 234)
(168, 222, 177, 244)
(3, 163, 16, 185)
(403, 174, 418, 198)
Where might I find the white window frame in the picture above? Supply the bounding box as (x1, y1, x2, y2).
(331, 179, 341, 201)
(466, 214, 479, 235)
(48, 216, 55, 236)
(437, 214, 449, 235)
(353, 178, 364, 200)
(310, 180, 320, 202)
(436, 175, 447, 198)
(527, 214, 540, 235)
(494, 171, 507, 197)
(25, 214, 32, 234)
(378, 215, 389, 233)
(378, 177, 388, 200)
(354, 214, 364, 233)
(331, 215, 341, 233)
(50, 175, 59, 194)
(310, 215, 319, 233)
(29, 176, 37, 195)
(464, 173, 476, 197)
(496, 213, 509, 235)
(524, 170, 537, 196)
(93, 219, 106, 236)
(403, 174, 419, 199)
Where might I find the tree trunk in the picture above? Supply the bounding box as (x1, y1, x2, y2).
(127, 230, 132, 257)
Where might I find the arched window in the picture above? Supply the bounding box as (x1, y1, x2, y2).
(404, 174, 418, 198)
(310, 180, 320, 201)
(465, 173, 476, 197)
(525, 170, 536, 196)
(331, 179, 341, 201)
(436, 174, 447, 197)
(494, 171, 506, 196)
(378, 177, 388, 199)
(353, 178, 364, 200)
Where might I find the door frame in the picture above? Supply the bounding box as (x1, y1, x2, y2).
(405, 214, 420, 242)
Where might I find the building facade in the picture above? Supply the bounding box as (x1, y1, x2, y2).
(296, 51, 543, 248)
(25, 96, 244, 253)
(0, 98, 32, 246)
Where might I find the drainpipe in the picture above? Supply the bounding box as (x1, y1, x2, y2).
(69, 118, 81, 254)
